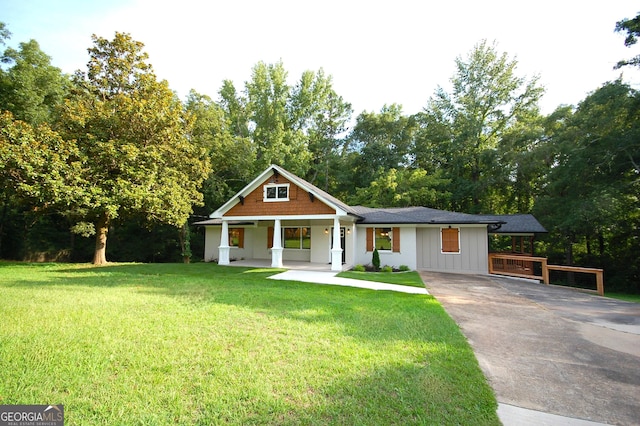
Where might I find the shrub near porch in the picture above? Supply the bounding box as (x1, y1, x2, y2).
(0, 262, 499, 425)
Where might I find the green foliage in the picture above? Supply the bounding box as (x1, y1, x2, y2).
(399, 264, 410, 272)
(57, 32, 211, 263)
(185, 90, 255, 213)
(247, 61, 302, 172)
(0, 111, 82, 207)
(342, 104, 416, 191)
(381, 265, 393, 273)
(0, 39, 70, 125)
(291, 69, 352, 189)
(615, 13, 640, 68)
(69, 222, 95, 238)
(237, 61, 352, 181)
(0, 22, 10, 45)
(349, 168, 451, 208)
(353, 264, 366, 272)
(534, 80, 640, 292)
(372, 248, 380, 271)
(416, 40, 544, 213)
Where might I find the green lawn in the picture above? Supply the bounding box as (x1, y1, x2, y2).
(337, 270, 426, 288)
(0, 262, 498, 425)
(605, 292, 640, 303)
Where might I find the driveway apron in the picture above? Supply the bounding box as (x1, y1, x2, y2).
(420, 272, 640, 426)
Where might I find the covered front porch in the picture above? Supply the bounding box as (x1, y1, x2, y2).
(203, 216, 358, 272)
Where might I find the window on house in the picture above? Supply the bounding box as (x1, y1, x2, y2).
(229, 228, 244, 248)
(264, 184, 289, 201)
(374, 227, 392, 251)
(441, 227, 460, 253)
(366, 227, 400, 252)
(283, 227, 311, 249)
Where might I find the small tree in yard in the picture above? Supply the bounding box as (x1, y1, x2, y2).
(372, 248, 380, 271)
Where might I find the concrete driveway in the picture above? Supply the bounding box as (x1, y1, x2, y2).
(420, 272, 640, 426)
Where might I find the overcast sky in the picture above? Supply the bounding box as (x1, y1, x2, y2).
(3, 0, 640, 116)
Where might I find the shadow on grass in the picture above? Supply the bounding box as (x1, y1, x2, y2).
(204, 363, 498, 425)
(2, 262, 449, 344)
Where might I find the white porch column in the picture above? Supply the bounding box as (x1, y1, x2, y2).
(331, 217, 343, 271)
(271, 219, 283, 268)
(218, 220, 230, 265)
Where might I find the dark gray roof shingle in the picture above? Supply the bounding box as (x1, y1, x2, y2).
(477, 214, 547, 233)
(352, 206, 503, 225)
(352, 207, 546, 233)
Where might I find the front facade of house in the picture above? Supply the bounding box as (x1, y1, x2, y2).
(195, 165, 545, 274)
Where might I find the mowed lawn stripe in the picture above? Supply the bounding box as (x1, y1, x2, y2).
(0, 262, 499, 425)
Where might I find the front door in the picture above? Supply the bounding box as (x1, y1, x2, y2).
(331, 227, 346, 263)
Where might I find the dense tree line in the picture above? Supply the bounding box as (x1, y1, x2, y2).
(0, 18, 638, 292)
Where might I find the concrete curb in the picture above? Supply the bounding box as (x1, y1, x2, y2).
(498, 404, 611, 425)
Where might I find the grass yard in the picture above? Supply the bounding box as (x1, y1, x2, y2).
(337, 270, 427, 288)
(0, 262, 499, 425)
(605, 292, 640, 303)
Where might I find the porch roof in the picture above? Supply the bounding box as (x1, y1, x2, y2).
(193, 212, 546, 235)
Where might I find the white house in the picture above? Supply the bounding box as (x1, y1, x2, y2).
(194, 165, 546, 274)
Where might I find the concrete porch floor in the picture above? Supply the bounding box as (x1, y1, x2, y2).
(223, 258, 351, 271)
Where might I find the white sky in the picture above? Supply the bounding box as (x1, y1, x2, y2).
(2, 0, 640, 116)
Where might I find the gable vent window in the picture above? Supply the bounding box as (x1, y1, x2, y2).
(264, 184, 289, 202)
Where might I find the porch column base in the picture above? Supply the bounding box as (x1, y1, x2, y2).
(331, 248, 343, 271)
(218, 246, 230, 265)
(271, 247, 284, 268)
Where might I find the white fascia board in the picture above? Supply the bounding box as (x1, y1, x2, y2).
(211, 165, 346, 218)
(415, 223, 490, 228)
(272, 165, 348, 214)
(355, 223, 415, 228)
(220, 214, 350, 222)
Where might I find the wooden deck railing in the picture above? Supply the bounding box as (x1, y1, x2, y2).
(488, 253, 604, 296)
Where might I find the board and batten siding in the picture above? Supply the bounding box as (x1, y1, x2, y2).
(416, 226, 489, 274)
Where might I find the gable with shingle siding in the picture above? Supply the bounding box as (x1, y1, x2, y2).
(225, 174, 336, 216)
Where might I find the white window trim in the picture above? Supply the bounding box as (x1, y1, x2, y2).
(263, 183, 290, 202)
(440, 227, 461, 255)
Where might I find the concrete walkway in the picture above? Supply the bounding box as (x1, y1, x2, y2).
(421, 272, 640, 426)
(268, 270, 429, 294)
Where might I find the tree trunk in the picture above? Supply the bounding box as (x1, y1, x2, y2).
(565, 237, 574, 265)
(0, 192, 11, 257)
(178, 223, 191, 264)
(93, 212, 109, 265)
(598, 232, 605, 256)
(565, 237, 575, 286)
